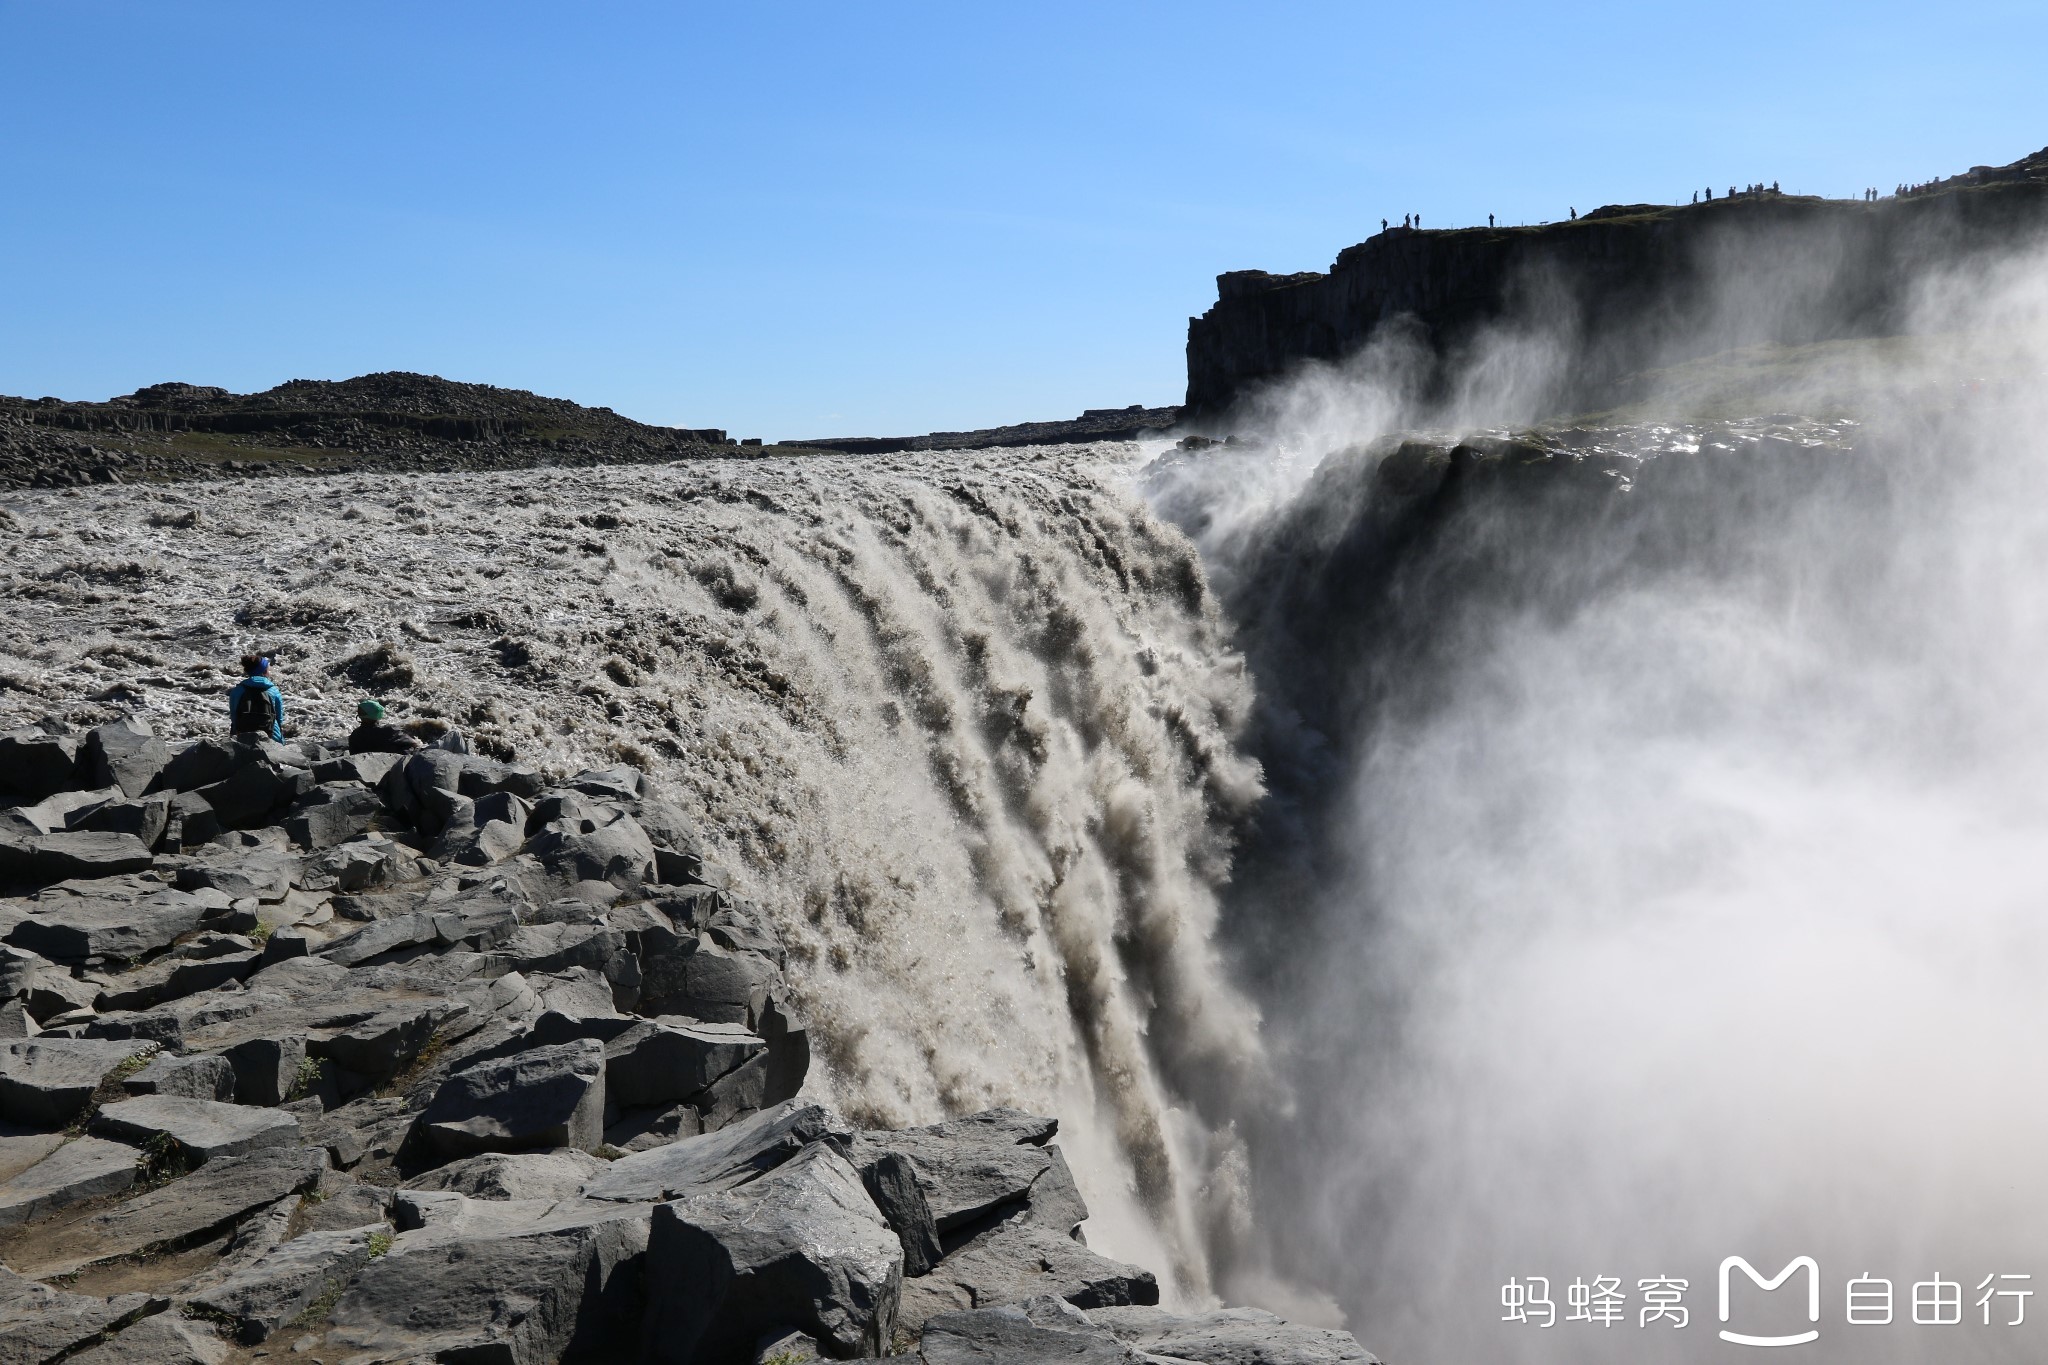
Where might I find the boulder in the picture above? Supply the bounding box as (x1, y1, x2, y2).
(160, 736, 263, 793)
(13, 1144, 328, 1278)
(900, 1219, 1158, 1332)
(220, 1033, 308, 1106)
(0, 1000, 36, 1038)
(403, 1148, 607, 1202)
(848, 1108, 1071, 1235)
(0, 1267, 158, 1365)
(0, 1135, 139, 1227)
(6, 883, 209, 964)
(583, 1099, 849, 1203)
(602, 1101, 703, 1154)
(282, 782, 387, 850)
(0, 1037, 148, 1127)
(325, 1199, 652, 1364)
(432, 790, 530, 867)
(567, 767, 645, 801)
(604, 1018, 765, 1110)
(1087, 1305, 1382, 1364)
(92, 1094, 299, 1160)
(457, 759, 546, 800)
(14, 784, 125, 835)
(861, 1148, 943, 1277)
(175, 850, 294, 904)
(419, 1037, 606, 1156)
(196, 758, 313, 830)
(524, 808, 658, 887)
(640, 938, 779, 1025)
(312, 750, 404, 788)
(0, 730, 80, 803)
(301, 833, 418, 892)
(123, 1050, 237, 1101)
(163, 790, 221, 849)
(642, 1142, 903, 1361)
(68, 794, 171, 851)
(80, 717, 173, 799)
(0, 830, 155, 889)
(183, 1224, 383, 1345)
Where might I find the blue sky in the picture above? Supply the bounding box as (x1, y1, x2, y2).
(2, 2, 2042, 440)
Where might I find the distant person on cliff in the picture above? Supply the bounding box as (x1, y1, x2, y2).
(228, 654, 286, 742)
(348, 699, 420, 755)
(1569, 207, 1577, 220)
(1381, 218, 1388, 232)
(1489, 213, 1496, 227)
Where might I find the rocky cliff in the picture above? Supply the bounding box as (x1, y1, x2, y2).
(1184, 146, 2048, 416)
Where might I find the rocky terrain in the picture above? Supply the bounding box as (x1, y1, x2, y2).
(0, 717, 1368, 1363)
(779, 407, 1182, 456)
(0, 373, 765, 492)
(1184, 145, 2048, 415)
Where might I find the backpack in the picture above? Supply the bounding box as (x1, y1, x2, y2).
(232, 682, 277, 736)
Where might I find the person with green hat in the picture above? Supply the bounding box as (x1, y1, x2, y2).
(347, 698, 421, 755)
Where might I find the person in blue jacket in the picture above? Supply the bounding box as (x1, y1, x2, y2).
(228, 654, 286, 741)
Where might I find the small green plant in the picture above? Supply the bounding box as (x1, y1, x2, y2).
(250, 921, 274, 943)
(135, 1131, 194, 1187)
(367, 1230, 394, 1259)
(286, 1054, 322, 1102)
(762, 1352, 806, 1365)
(286, 1277, 347, 1329)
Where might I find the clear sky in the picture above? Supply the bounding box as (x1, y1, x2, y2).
(2, 2, 2042, 440)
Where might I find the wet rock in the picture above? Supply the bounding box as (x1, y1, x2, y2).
(92, 1094, 299, 1160)
(81, 717, 173, 799)
(419, 1036, 606, 1156)
(642, 1142, 903, 1361)
(583, 1099, 849, 1203)
(123, 1051, 237, 1101)
(0, 1037, 148, 1127)
(0, 1135, 139, 1227)
(325, 1198, 652, 1364)
(183, 1223, 383, 1345)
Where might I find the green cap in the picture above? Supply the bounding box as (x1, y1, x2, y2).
(358, 700, 386, 721)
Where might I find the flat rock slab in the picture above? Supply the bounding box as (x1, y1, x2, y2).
(15, 1144, 327, 1277)
(419, 1036, 605, 1157)
(0, 1135, 138, 1227)
(325, 1200, 651, 1364)
(65, 1309, 231, 1365)
(94, 948, 261, 1014)
(1088, 1306, 1382, 1364)
(7, 886, 210, 964)
(919, 1302, 1144, 1365)
(0, 1037, 149, 1128)
(93, 1095, 298, 1161)
(644, 1142, 903, 1361)
(183, 1223, 382, 1345)
(0, 831, 155, 890)
(403, 1149, 607, 1202)
(582, 1099, 847, 1203)
(849, 1115, 1061, 1234)
(0, 1266, 160, 1364)
(899, 1219, 1159, 1333)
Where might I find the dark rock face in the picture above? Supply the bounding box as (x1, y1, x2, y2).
(0, 717, 1368, 1362)
(1185, 147, 2048, 414)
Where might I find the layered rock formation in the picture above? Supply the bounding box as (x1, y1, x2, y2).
(1184, 146, 2048, 415)
(0, 717, 1363, 1362)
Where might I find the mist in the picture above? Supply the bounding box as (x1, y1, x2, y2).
(1149, 223, 2048, 1361)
